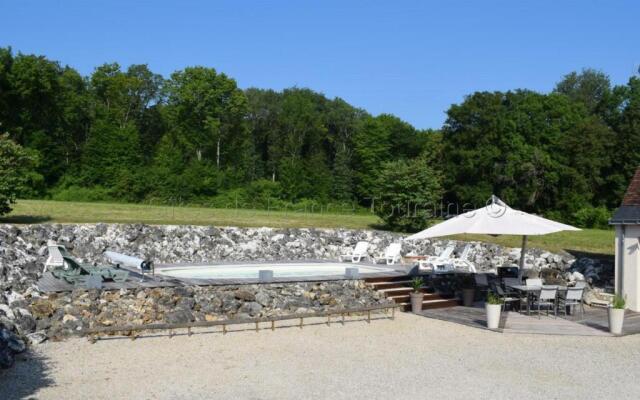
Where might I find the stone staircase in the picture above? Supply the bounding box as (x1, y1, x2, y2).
(365, 276, 458, 311)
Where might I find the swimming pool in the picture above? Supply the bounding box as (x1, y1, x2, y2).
(156, 262, 395, 280)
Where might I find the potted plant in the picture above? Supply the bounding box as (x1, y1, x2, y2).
(460, 275, 476, 307)
(410, 277, 424, 314)
(485, 291, 502, 329)
(608, 294, 626, 335)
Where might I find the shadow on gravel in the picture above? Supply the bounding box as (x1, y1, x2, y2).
(0, 351, 54, 400)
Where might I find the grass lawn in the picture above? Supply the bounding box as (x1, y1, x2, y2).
(3, 199, 380, 230)
(2, 199, 615, 255)
(451, 230, 614, 256)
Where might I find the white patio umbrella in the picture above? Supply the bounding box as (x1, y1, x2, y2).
(406, 195, 580, 268)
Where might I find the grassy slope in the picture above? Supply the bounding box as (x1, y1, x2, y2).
(4, 199, 379, 230)
(3, 199, 615, 255)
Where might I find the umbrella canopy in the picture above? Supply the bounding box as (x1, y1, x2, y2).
(406, 196, 580, 268)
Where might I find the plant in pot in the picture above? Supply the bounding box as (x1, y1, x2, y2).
(485, 291, 503, 329)
(409, 277, 424, 314)
(460, 275, 476, 307)
(608, 294, 626, 335)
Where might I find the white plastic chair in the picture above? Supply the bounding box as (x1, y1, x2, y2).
(418, 245, 455, 272)
(374, 243, 402, 265)
(339, 241, 370, 263)
(451, 244, 477, 273)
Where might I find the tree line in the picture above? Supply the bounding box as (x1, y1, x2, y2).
(0, 46, 638, 229)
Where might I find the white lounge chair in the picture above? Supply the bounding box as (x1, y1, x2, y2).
(418, 244, 454, 272)
(419, 244, 476, 273)
(450, 244, 477, 273)
(339, 241, 370, 263)
(373, 242, 402, 265)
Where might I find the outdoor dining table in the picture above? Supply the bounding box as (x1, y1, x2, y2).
(506, 285, 568, 315)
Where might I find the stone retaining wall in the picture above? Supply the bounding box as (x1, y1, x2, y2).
(0, 223, 583, 292)
(0, 223, 613, 368)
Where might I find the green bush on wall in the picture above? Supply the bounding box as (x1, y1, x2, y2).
(572, 206, 612, 229)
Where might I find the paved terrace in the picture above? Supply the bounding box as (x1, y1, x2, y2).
(421, 304, 640, 336)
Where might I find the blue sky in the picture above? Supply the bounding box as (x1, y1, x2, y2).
(1, 0, 638, 129)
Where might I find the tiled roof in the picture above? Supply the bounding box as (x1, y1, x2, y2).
(622, 167, 640, 206)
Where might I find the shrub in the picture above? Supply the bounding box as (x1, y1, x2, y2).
(208, 188, 250, 208)
(50, 185, 114, 202)
(247, 179, 282, 198)
(572, 206, 611, 229)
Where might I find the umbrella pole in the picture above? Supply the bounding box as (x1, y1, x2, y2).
(519, 235, 528, 269)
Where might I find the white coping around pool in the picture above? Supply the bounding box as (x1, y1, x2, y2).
(155, 262, 395, 280)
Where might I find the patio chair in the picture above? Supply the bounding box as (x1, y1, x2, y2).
(474, 274, 490, 297)
(557, 287, 585, 319)
(501, 277, 526, 306)
(531, 287, 557, 318)
(373, 242, 402, 265)
(494, 285, 521, 311)
(339, 241, 370, 263)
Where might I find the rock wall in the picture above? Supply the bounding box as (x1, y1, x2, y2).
(0, 223, 582, 292)
(0, 223, 613, 368)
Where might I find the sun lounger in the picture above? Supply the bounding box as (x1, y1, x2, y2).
(419, 244, 476, 273)
(373, 242, 402, 265)
(339, 241, 370, 263)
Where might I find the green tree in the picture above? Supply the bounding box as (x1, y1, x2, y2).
(0, 134, 37, 215)
(353, 116, 391, 199)
(554, 68, 612, 114)
(442, 90, 600, 218)
(164, 67, 249, 170)
(373, 156, 442, 231)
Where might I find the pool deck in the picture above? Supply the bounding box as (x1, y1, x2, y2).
(420, 303, 640, 336)
(36, 259, 410, 292)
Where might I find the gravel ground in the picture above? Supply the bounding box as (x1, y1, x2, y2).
(2, 312, 640, 400)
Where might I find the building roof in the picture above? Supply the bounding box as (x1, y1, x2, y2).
(611, 167, 640, 224)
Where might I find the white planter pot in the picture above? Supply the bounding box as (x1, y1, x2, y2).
(608, 308, 625, 335)
(410, 292, 424, 314)
(486, 303, 502, 329)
